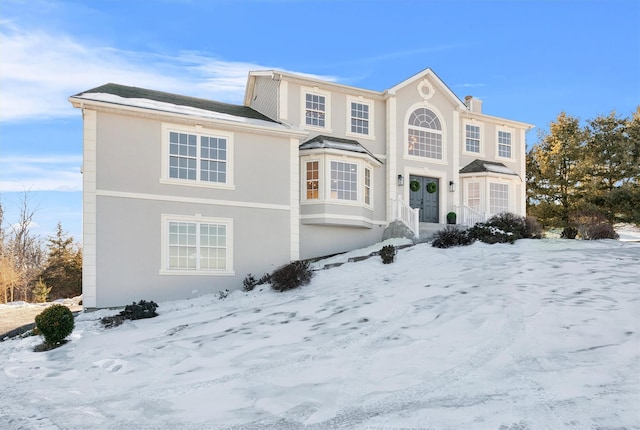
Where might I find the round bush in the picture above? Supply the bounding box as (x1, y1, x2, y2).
(35, 304, 75, 345)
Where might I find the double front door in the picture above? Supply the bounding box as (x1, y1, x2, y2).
(409, 176, 439, 223)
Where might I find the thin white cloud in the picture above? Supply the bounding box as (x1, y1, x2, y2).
(0, 23, 336, 122)
(0, 155, 82, 192)
(456, 83, 487, 88)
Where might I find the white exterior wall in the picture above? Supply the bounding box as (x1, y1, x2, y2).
(83, 107, 303, 308)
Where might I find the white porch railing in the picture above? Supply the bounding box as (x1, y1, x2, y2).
(393, 194, 420, 238)
(456, 205, 488, 227)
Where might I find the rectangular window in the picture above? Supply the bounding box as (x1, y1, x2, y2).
(350, 102, 369, 135)
(364, 167, 371, 205)
(169, 130, 228, 183)
(166, 218, 230, 272)
(408, 129, 442, 159)
(305, 93, 326, 127)
(498, 131, 512, 158)
(331, 161, 357, 201)
(467, 182, 480, 212)
(306, 161, 319, 199)
(489, 183, 509, 214)
(465, 124, 480, 153)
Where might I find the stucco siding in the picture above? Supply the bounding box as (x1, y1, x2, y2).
(95, 112, 292, 205)
(95, 195, 291, 307)
(299, 224, 385, 261)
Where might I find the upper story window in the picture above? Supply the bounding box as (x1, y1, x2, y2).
(350, 102, 369, 135)
(305, 93, 326, 127)
(344, 95, 376, 139)
(301, 86, 331, 131)
(465, 124, 481, 153)
(407, 108, 443, 160)
(162, 124, 233, 189)
(498, 130, 512, 158)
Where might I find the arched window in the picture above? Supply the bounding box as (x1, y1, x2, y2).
(407, 108, 443, 159)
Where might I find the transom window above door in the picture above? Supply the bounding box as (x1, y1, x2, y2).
(407, 107, 443, 160)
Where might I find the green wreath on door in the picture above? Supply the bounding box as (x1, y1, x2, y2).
(409, 180, 420, 192)
(426, 182, 437, 193)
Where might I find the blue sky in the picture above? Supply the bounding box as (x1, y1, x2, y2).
(1, 0, 638, 241)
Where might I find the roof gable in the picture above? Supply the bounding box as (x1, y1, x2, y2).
(386, 68, 466, 109)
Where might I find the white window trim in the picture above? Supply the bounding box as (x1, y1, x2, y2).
(466, 181, 481, 212)
(160, 123, 235, 190)
(159, 214, 234, 276)
(300, 154, 374, 209)
(462, 120, 484, 157)
(300, 86, 332, 132)
(364, 166, 372, 208)
(303, 158, 323, 202)
(496, 127, 515, 162)
(345, 95, 375, 140)
(403, 103, 447, 164)
(488, 181, 511, 214)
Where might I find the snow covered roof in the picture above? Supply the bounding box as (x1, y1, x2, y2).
(299, 135, 382, 164)
(71, 83, 285, 129)
(459, 159, 519, 176)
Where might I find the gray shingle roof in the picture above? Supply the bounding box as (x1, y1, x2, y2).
(459, 159, 518, 175)
(74, 83, 278, 123)
(299, 135, 382, 164)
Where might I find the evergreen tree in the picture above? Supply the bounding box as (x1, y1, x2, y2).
(582, 110, 640, 222)
(527, 112, 586, 227)
(39, 222, 82, 300)
(33, 278, 52, 303)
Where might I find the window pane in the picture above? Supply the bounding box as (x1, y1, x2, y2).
(465, 125, 480, 153)
(489, 183, 509, 214)
(331, 161, 358, 201)
(498, 131, 512, 158)
(408, 128, 442, 159)
(305, 93, 326, 127)
(306, 161, 319, 199)
(350, 102, 369, 135)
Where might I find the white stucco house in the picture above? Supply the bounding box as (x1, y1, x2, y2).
(69, 68, 533, 308)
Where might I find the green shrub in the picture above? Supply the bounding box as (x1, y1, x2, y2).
(486, 213, 527, 238)
(270, 260, 313, 292)
(468, 223, 516, 244)
(379, 245, 396, 264)
(243, 274, 258, 292)
(467, 212, 538, 244)
(432, 226, 475, 248)
(561, 226, 578, 239)
(242, 273, 271, 292)
(101, 300, 159, 328)
(35, 304, 75, 345)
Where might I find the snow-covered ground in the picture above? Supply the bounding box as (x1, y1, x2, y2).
(1, 238, 639, 430)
